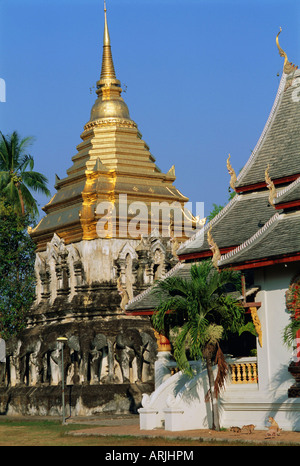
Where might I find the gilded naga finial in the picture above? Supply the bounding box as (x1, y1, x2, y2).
(265, 164, 277, 207)
(250, 307, 262, 347)
(276, 27, 298, 74)
(207, 226, 221, 270)
(226, 154, 237, 190)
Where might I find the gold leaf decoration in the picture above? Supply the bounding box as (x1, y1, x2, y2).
(276, 27, 298, 75)
(226, 154, 237, 190)
(207, 226, 221, 270)
(265, 164, 277, 207)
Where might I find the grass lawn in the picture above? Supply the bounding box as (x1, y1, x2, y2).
(0, 418, 268, 447)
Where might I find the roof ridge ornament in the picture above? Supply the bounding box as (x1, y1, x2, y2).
(207, 226, 221, 270)
(226, 154, 237, 190)
(276, 27, 298, 75)
(265, 164, 277, 208)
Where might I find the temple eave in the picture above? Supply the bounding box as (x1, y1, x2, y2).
(235, 173, 300, 193)
(220, 253, 300, 271)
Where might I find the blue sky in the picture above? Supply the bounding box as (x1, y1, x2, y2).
(1, 0, 300, 220)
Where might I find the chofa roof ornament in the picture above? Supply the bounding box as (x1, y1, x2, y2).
(207, 226, 221, 270)
(265, 164, 277, 208)
(276, 27, 298, 75)
(227, 154, 237, 191)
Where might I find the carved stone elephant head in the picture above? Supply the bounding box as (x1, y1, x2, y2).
(115, 329, 143, 383)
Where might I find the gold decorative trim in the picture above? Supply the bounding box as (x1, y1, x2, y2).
(265, 164, 277, 207)
(250, 306, 262, 347)
(207, 226, 221, 269)
(153, 330, 172, 352)
(84, 118, 137, 131)
(276, 27, 298, 74)
(117, 276, 129, 310)
(226, 154, 237, 190)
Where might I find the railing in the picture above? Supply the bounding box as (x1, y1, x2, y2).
(160, 356, 258, 385)
(227, 357, 258, 384)
(166, 360, 203, 376)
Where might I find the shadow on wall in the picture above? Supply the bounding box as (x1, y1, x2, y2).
(268, 362, 300, 431)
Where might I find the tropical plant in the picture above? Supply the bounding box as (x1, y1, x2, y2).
(283, 278, 300, 352)
(0, 131, 50, 216)
(0, 200, 36, 339)
(151, 260, 246, 431)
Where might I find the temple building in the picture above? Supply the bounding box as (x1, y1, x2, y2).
(0, 6, 194, 416)
(127, 29, 300, 431)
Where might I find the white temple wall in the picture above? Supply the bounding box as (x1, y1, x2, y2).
(254, 262, 298, 394)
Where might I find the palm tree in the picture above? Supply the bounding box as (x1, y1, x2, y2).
(0, 131, 50, 216)
(152, 260, 245, 431)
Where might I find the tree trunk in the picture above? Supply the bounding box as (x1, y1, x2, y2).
(16, 183, 25, 215)
(206, 356, 220, 431)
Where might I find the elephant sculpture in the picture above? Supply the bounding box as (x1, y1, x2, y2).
(38, 332, 72, 385)
(1, 327, 157, 388)
(140, 332, 157, 382)
(115, 329, 143, 383)
(19, 338, 42, 386)
(89, 333, 109, 384)
(66, 334, 81, 385)
(38, 335, 60, 385)
(5, 337, 21, 386)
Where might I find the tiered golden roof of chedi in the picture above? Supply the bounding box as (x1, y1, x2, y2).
(31, 6, 188, 251)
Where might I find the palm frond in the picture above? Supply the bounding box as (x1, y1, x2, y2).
(18, 134, 35, 154)
(19, 184, 39, 216)
(21, 171, 50, 195)
(18, 154, 34, 172)
(0, 131, 49, 215)
(1, 181, 22, 213)
(0, 171, 10, 189)
(283, 320, 300, 348)
(152, 259, 246, 384)
(173, 322, 195, 376)
(0, 132, 11, 168)
(214, 344, 228, 398)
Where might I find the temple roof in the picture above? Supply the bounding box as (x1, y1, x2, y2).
(125, 30, 300, 315)
(177, 190, 282, 257)
(235, 70, 300, 191)
(177, 31, 300, 260)
(274, 175, 300, 207)
(218, 210, 300, 269)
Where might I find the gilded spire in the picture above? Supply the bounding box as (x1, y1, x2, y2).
(100, 1, 117, 82)
(103, 1, 109, 44)
(276, 27, 298, 74)
(89, 1, 131, 122)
